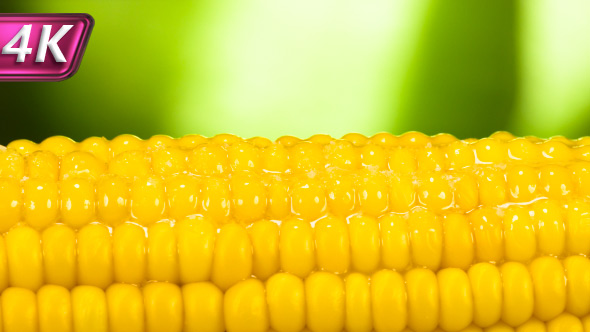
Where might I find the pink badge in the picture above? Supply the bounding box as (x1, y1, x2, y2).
(0, 13, 94, 82)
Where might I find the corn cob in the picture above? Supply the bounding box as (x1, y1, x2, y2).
(2, 133, 590, 332)
(0, 261, 587, 332)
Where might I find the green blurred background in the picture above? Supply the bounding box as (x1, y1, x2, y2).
(1, 0, 590, 144)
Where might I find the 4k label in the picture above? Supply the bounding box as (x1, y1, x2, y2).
(0, 14, 94, 82)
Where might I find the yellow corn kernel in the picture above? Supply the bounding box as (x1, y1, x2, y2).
(42, 225, 76, 289)
(151, 147, 187, 176)
(146, 135, 176, 150)
(60, 151, 106, 180)
(224, 279, 269, 332)
(109, 150, 151, 178)
(212, 223, 252, 291)
(417, 173, 453, 212)
(445, 141, 475, 169)
(61, 177, 96, 228)
(212, 134, 240, 145)
(503, 205, 536, 263)
(189, 144, 229, 175)
(266, 273, 305, 332)
(563, 255, 590, 317)
(107, 284, 144, 332)
(345, 273, 371, 332)
(183, 282, 224, 332)
(166, 174, 199, 221)
(131, 176, 167, 226)
(342, 133, 368, 146)
(0, 149, 24, 180)
(533, 200, 565, 257)
(547, 313, 583, 332)
(290, 142, 323, 173)
(200, 176, 231, 224)
(26, 150, 59, 180)
(501, 262, 534, 327)
(7, 139, 38, 155)
(516, 318, 546, 332)
(248, 220, 279, 280)
(0, 179, 21, 232)
(110, 134, 144, 156)
(370, 132, 398, 146)
(266, 177, 289, 219)
(408, 208, 443, 270)
(261, 144, 289, 173)
(37, 285, 72, 332)
(2, 287, 38, 332)
(79, 136, 110, 163)
(306, 272, 345, 332)
(77, 223, 114, 289)
(291, 176, 326, 220)
(324, 140, 359, 170)
(96, 175, 129, 227)
(325, 172, 357, 217)
(539, 166, 572, 199)
(474, 138, 506, 164)
(441, 214, 474, 270)
(307, 134, 333, 145)
(279, 219, 315, 278)
(357, 171, 389, 217)
(388, 148, 416, 174)
(438, 268, 473, 332)
(453, 173, 479, 211)
(416, 146, 445, 171)
(469, 263, 502, 328)
(228, 141, 260, 172)
(565, 199, 590, 255)
(399, 131, 430, 147)
(178, 134, 207, 150)
(23, 179, 59, 230)
(113, 222, 146, 284)
(6, 226, 43, 290)
(406, 268, 439, 332)
(147, 222, 179, 284)
(40, 136, 77, 157)
(314, 216, 350, 274)
(470, 207, 504, 264)
(389, 175, 416, 215)
(176, 218, 216, 284)
(477, 168, 507, 206)
(379, 214, 410, 271)
(360, 144, 387, 170)
(349, 215, 380, 274)
(529, 257, 566, 322)
(231, 172, 266, 224)
(143, 283, 183, 332)
(71, 286, 108, 332)
(371, 270, 407, 332)
(509, 138, 540, 160)
(506, 165, 538, 203)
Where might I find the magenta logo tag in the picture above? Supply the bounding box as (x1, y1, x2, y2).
(0, 14, 94, 82)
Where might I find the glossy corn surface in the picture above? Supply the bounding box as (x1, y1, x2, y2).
(2, 132, 590, 331)
(0, 267, 587, 332)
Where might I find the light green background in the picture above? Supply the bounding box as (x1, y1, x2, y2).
(1, 0, 589, 144)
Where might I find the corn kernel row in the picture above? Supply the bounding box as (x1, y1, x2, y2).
(5, 134, 590, 179)
(1, 259, 589, 332)
(2, 162, 590, 231)
(2, 201, 590, 291)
